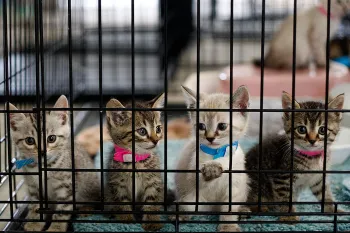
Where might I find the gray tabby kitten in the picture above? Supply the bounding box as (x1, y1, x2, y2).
(105, 94, 164, 231)
(245, 91, 344, 223)
(9, 96, 100, 232)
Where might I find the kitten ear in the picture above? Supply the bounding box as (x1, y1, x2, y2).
(8, 103, 26, 131)
(106, 98, 129, 126)
(52, 95, 69, 125)
(328, 93, 344, 110)
(282, 91, 300, 109)
(181, 85, 198, 109)
(230, 85, 250, 115)
(282, 91, 300, 119)
(151, 93, 165, 108)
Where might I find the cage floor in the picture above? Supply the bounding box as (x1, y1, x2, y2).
(73, 140, 350, 232)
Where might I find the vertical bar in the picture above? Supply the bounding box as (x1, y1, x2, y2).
(20, 0, 23, 99)
(3, 0, 14, 219)
(333, 204, 338, 233)
(228, 0, 233, 213)
(24, 0, 28, 97)
(131, 0, 136, 211)
(13, 0, 18, 209)
(39, 0, 49, 211)
(257, 0, 265, 212)
(34, 0, 44, 220)
(163, 0, 168, 212)
(98, 0, 105, 210)
(289, 0, 297, 212)
(14, 0, 17, 96)
(80, 0, 86, 67)
(9, 0, 12, 97)
(321, 0, 331, 213)
(175, 203, 179, 233)
(195, 0, 200, 212)
(68, 0, 76, 211)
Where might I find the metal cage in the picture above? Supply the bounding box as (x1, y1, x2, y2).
(1, 0, 350, 232)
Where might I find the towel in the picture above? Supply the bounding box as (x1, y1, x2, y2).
(74, 139, 350, 232)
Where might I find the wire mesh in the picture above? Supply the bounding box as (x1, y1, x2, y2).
(1, 0, 350, 232)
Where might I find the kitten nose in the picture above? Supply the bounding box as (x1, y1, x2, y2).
(206, 137, 215, 143)
(308, 140, 316, 145)
(151, 139, 159, 145)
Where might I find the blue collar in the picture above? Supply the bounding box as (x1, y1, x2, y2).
(200, 141, 239, 160)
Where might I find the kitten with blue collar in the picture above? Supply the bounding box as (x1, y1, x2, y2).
(174, 86, 250, 232)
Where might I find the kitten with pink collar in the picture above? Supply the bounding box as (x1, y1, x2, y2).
(245, 91, 345, 223)
(104, 94, 165, 231)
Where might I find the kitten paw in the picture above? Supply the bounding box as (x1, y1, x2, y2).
(323, 204, 342, 213)
(238, 205, 251, 220)
(115, 213, 134, 222)
(23, 222, 46, 231)
(279, 215, 300, 224)
(250, 205, 269, 213)
(169, 215, 190, 221)
(78, 206, 94, 217)
(46, 222, 68, 232)
(142, 214, 163, 231)
(201, 162, 223, 181)
(218, 224, 241, 232)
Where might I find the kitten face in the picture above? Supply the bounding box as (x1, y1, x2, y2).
(106, 94, 164, 154)
(182, 86, 250, 148)
(9, 95, 70, 162)
(282, 92, 344, 151)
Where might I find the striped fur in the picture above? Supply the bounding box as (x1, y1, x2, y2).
(245, 92, 344, 223)
(105, 94, 165, 231)
(9, 96, 100, 232)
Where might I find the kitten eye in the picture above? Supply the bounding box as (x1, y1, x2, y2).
(198, 123, 206, 131)
(137, 128, 148, 136)
(217, 123, 228, 131)
(47, 135, 56, 143)
(297, 126, 307, 134)
(25, 137, 35, 146)
(318, 126, 326, 135)
(156, 125, 162, 134)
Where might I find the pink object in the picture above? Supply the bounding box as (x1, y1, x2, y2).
(297, 150, 324, 157)
(318, 5, 334, 19)
(113, 145, 150, 163)
(219, 64, 350, 98)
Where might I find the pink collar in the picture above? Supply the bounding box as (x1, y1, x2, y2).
(297, 149, 324, 157)
(113, 145, 150, 163)
(318, 5, 334, 19)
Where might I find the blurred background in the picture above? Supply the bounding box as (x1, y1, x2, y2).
(4, 0, 350, 103)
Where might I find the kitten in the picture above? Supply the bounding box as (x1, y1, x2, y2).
(245, 91, 344, 223)
(175, 86, 250, 232)
(9, 95, 100, 232)
(105, 94, 165, 231)
(254, 0, 350, 69)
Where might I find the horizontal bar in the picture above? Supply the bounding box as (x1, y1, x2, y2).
(37, 210, 350, 217)
(1, 200, 349, 206)
(2, 218, 349, 225)
(1, 108, 349, 113)
(2, 169, 349, 174)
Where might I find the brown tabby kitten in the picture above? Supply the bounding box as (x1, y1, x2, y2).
(245, 91, 344, 223)
(105, 94, 164, 231)
(9, 96, 100, 232)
